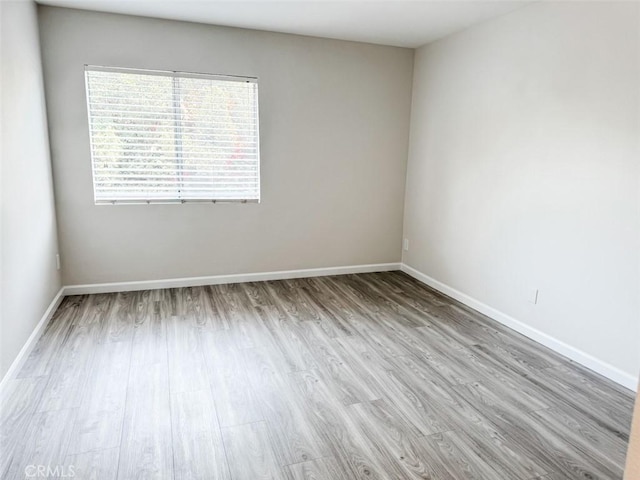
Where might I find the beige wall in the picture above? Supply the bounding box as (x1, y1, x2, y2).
(403, 1, 640, 380)
(0, 1, 62, 379)
(38, 6, 414, 286)
(626, 385, 640, 479)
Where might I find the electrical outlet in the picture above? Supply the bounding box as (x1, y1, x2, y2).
(56, 254, 61, 271)
(528, 289, 539, 305)
(403, 238, 409, 251)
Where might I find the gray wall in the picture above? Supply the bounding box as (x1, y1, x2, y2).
(38, 6, 414, 286)
(403, 1, 640, 379)
(0, 1, 62, 379)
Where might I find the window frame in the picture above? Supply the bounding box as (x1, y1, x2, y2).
(84, 65, 261, 205)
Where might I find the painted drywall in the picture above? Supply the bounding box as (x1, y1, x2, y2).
(0, 1, 62, 380)
(403, 1, 640, 380)
(625, 384, 640, 479)
(37, 6, 413, 286)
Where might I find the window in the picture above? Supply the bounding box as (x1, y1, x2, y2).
(84, 66, 260, 204)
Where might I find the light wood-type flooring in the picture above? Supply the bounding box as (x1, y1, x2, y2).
(0, 272, 635, 479)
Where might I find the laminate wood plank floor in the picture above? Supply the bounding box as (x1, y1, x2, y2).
(1, 272, 634, 479)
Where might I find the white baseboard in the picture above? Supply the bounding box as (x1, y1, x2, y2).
(0, 287, 65, 391)
(63, 263, 402, 295)
(401, 263, 638, 392)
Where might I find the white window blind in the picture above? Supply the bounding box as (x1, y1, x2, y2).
(84, 66, 260, 204)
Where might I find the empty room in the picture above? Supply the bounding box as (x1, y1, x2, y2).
(1, 0, 640, 478)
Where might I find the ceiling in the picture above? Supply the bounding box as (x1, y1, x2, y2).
(35, 0, 533, 48)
